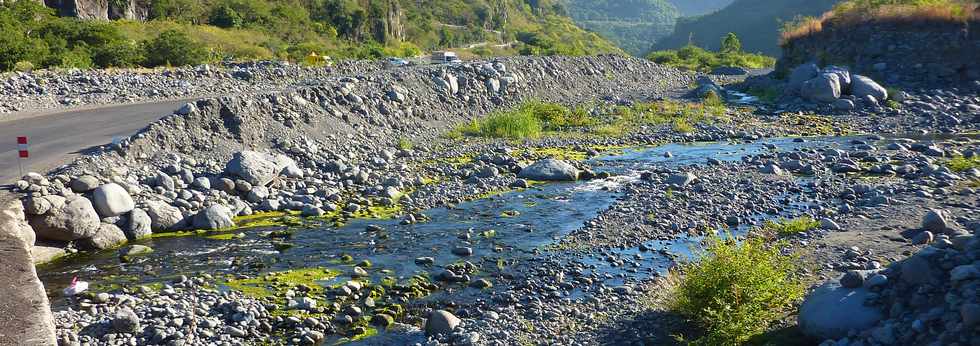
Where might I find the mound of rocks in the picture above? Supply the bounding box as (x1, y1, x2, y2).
(800, 211, 980, 345)
(789, 63, 889, 110)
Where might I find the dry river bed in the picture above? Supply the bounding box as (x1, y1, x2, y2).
(37, 117, 980, 345)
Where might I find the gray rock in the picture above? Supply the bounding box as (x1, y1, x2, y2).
(225, 151, 279, 187)
(425, 310, 461, 336)
(801, 73, 841, 103)
(922, 209, 948, 232)
(192, 177, 211, 190)
(822, 66, 851, 91)
(144, 200, 183, 232)
(112, 308, 141, 334)
(788, 63, 820, 94)
(840, 270, 865, 288)
(819, 218, 842, 231)
(900, 255, 936, 285)
(517, 159, 578, 181)
(30, 195, 101, 241)
(92, 183, 135, 217)
(950, 265, 979, 282)
(798, 281, 882, 340)
(70, 175, 100, 193)
(124, 209, 152, 240)
(912, 231, 934, 245)
(192, 204, 234, 230)
(832, 99, 855, 111)
(666, 172, 697, 188)
(961, 304, 980, 328)
(78, 223, 127, 250)
(851, 75, 888, 101)
(119, 245, 152, 259)
(155, 172, 175, 191)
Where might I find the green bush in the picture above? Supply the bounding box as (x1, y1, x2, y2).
(946, 155, 980, 172)
(142, 29, 208, 67)
(763, 216, 820, 236)
(647, 34, 776, 73)
(671, 235, 804, 345)
(13, 60, 33, 72)
(91, 41, 144, 68)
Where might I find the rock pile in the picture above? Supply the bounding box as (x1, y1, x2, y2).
(789, 63, 890, 110)
(800, 211, 980, 345)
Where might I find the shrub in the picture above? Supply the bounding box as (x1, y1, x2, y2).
(142, 29, 208, 67)
(91, 41, 144, 68)
(671, 235, 804, 345)
(946, 155, 980, 172)
(763, 216, 821, 236)
(647, 41, 776, 72)
(13, 60, 33, 72)
(209, 5, 243, 28)
(397, 137, 413, 150)
(59, 46, 94, 69)
(468, 110, 543, 139)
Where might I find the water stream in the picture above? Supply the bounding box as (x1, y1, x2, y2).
(37, 136, 875, 307)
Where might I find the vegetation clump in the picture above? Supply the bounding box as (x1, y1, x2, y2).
(646, 33, 776, 72)
(452, 99, 729, 139)
(670, 235, 805, 345)
(763, 216, 821, 236)
(780, 0, 977, 43)
(946, 155, 980, 172)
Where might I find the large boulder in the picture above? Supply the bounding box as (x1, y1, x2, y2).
(29, 195, 101, 241)
(517, 159, 579, 181)
(225, 151, 296, 186)
(78, 223, 127, 250)
(801, 73, 841, 103)
(851, 75, 888, 101)
(822, 66, 851, 92)
(798, 281, 882, 340)
(70, 175, 100, 193)
(0, 200, 58, 345)
(123, 209, 152, 240)
(144, 200, 183, 232)
(425, 310, 461, 336)
(92, 183, 135, 217)
(787, 63, 820, 95)
(192, 205, 234, 230)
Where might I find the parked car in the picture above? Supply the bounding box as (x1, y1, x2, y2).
(385, 57, 410, 67)
(431, 51, 459, 64)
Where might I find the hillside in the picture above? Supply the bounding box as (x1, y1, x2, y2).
(0, 0, 622, 72)
(651, 0, 838, 56)
(665, 0, 736, 16)
(563, 0, 679, 56)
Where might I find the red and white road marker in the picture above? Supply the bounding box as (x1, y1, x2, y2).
(16, 136, 28, 176)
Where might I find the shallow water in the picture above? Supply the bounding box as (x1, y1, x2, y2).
(37, 135, 874, 305)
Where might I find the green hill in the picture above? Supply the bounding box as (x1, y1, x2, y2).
(651, 0, 838, 56)
(0, 0, 622, 71)
(563, 0, 679, 56)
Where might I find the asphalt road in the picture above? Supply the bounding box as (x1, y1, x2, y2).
(0, 100, 193, 185)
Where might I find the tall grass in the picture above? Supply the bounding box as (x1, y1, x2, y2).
(670, 235, 805, 345)
(451, 98, 730, 139)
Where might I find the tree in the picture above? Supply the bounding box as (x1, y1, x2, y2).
(209, 5, 243, 28)
(142, 29, 208, 67)
(721, 32, 741, 54)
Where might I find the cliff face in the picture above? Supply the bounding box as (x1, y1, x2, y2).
(43, 0, 148, 21)
(779, 19, 980, 86)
